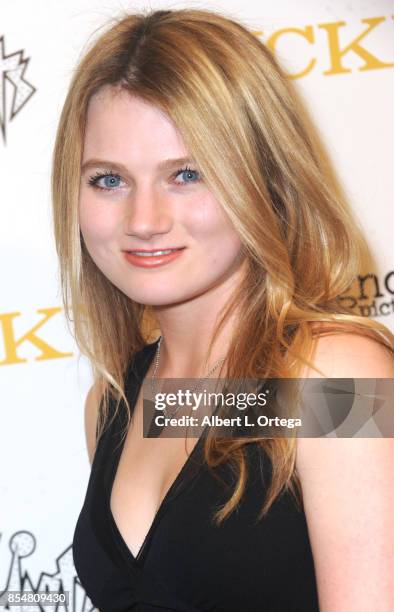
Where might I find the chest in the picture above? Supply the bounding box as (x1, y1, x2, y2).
(109, 389, 200, 558)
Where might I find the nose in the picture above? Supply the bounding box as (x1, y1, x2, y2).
(123, 185, 173, 240)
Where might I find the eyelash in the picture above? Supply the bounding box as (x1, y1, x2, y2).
(87, 165, 202, 192)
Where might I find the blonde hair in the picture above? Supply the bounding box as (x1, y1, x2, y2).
(52, 7, 393, 523)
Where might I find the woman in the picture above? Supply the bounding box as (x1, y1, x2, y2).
(51, 8, 394, 611)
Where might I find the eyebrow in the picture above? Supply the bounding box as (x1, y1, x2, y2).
(81, 156, 196, 174)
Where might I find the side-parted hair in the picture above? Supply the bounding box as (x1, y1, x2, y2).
(52, 7, 393, 522)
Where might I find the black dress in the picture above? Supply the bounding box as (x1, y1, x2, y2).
(72, 339, 320, 611)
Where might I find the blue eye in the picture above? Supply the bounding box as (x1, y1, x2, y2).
(87, 171, 124, 191)
(173, 166, 202, 186)
(102, 175, 122, 188)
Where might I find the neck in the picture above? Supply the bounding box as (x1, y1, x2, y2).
(148, 274, 242, 379)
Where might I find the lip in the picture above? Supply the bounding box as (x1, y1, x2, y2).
(123, 247, 186, 268)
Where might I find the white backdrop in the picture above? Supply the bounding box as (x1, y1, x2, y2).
(1, 1, 393, 609)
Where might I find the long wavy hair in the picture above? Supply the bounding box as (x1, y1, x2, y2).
(52, 7, 393, 523)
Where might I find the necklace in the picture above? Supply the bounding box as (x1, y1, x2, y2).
(150, 336, 226, 418)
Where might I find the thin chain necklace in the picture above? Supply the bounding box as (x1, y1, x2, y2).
(150, 336, 226, 418)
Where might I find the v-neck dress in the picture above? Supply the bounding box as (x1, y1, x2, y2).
(72, 339, 320, 611)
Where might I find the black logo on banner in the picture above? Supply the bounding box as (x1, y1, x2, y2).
(0, 36, 36, 145)
(339, 270, 394, 318)
(0, 530, 94, 611)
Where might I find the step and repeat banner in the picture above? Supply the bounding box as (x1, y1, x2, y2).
(1, 1, 393, 609)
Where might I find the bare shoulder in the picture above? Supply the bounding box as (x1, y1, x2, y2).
(296, 322, 394, 467)
(84, 379, 106, 465)
(302, 322, 394, 378)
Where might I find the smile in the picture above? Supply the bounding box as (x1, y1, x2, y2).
(131, 249, 180, 257)
(123, 247, 185, 268)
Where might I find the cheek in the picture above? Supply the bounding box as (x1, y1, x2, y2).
(187, 196, 242, 254)
(78, 193, 119, 246)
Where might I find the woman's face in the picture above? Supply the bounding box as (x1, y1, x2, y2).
(79, 86, 246, 306)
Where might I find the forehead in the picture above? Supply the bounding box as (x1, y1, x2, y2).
(83, 86, 188, 160)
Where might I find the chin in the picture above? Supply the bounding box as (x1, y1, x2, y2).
(126, 288, 204, 308)
(120, 289, 182, 307)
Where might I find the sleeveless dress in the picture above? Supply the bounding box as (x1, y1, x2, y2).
(72, 339, 320, 611)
